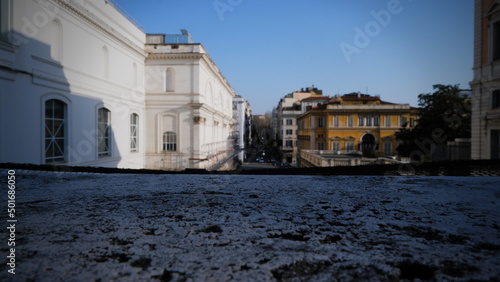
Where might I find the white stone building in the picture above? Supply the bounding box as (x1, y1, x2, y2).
(272, 87, 325, 164)
(0, 0, 239, 170)
(232, 95, 252, 162)
(471, 0, 500, 160)
(144, 35, 236, 170)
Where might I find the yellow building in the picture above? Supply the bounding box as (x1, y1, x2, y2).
(297, 93, 418, 167)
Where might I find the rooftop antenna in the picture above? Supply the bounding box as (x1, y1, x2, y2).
(366, 86, 368, 94)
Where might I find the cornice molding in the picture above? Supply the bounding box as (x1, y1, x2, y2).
(52, 0, 145, 57)
(146, 53, 204, 60)
(199, 54, 234, 96)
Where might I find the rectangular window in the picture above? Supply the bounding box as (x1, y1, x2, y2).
(384, 142, 392, 156)
(163, 131, 177, 151)
(385, 116, 391, 127)
(334, 116, 339, 128)
(492, 130, 500, 159)
(317, 142, 325, 150)
(130, 114, 138, 152)
(332, 141, 340, 151)
(366, 116, 372, 126)
(285, 140, 293, 147)
(45, 100, 66, 163)
(318, 134, 324, 139)
(286, 119, 293, 125)
(346, 141, 354, 151)
(493, 90, 500, 109)
(400, 116, 407, 127)
(317, 117, 325, 128)
(98, 108, 111, 157)
(286, 129, 293, 135)
(493, 21, 500, 61)
(374, 116, 379, 126)
(358, 116, 364, 126)
(347, 116, 353, 128)
(0, 0, 9, 42)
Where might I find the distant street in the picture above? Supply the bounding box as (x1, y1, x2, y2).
(240, 162, 278, 170)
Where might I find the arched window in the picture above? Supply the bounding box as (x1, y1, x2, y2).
(45, 99, 66, 163)
(166, 67, 175, 92)
(130, 113, 138, 152)
(163, 131, 177, 151)
(98, 108, 111, 157)
(361, 133, 376, 151)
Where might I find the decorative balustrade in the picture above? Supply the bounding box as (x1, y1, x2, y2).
(299, 150, 397, 167)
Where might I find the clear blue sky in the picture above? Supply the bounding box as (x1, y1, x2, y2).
(113, 0, 473, 115)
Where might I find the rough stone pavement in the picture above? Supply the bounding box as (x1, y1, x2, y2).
(1, 170, 499, 281)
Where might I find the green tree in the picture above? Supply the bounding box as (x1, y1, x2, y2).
(396, 84, 471, 159)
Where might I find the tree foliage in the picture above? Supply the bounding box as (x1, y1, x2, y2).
(396, 84, 471, 158)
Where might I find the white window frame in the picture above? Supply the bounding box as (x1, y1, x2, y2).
(366, 116, 372, 126)
(98, 108, 111, 157)
(130, 113, 139, 152)
(333, 116, 339, 128)
(385, 116, 391, 127)
(45, 99, 66, 163)
(332, 141, 340, 151)
(163, 131, 177, 151)
(317, 117, 325, 128)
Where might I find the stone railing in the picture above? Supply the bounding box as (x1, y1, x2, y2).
(299, 150, 387, 167)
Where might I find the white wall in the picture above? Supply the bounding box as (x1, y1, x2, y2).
(144, 43, 235, 170)
(0, 0, 146, 168)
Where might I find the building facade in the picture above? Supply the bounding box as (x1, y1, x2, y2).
(471, 0, 500, 159)
(0, 0, 240, 170)
(297, 93, 418, 167)
(232, 95, 252, 162)
(273, 87, 324, 164)
(144, 34, 236, 170)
